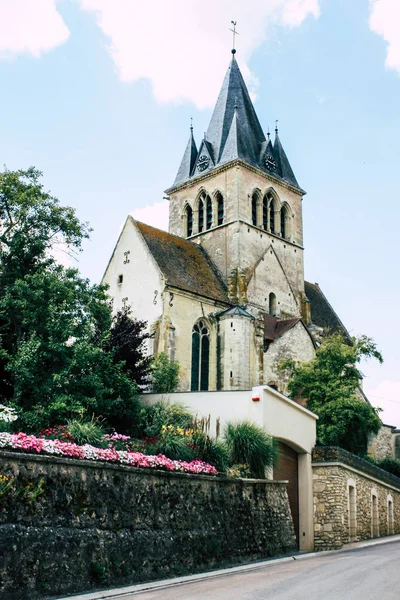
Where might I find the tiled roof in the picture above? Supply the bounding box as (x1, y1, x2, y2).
(305, 281, 350, 338)
(134, 219, 229, 304)
(169, 56, 302, 193)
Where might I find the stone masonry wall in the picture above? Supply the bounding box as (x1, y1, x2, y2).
(0, 450, 296, 599)
(312, 447, 400, 551)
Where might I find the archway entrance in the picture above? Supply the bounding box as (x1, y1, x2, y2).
(274, 441, 299, 547)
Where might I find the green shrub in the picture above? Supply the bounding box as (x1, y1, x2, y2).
(139, 400, 192, 437)
(151, 353, 179, 393)
(67, 416, 105, 446)
(224, 420, 277, 479)
(192, 432, 229, 474)
(145, 434, 195, 462)
(376, 458, 400, 478)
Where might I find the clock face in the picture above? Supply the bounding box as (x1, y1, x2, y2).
(265, 154, 276, 171)
(197, 155, 210, 172)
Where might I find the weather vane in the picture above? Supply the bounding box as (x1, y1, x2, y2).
(230, 21, 239, 54)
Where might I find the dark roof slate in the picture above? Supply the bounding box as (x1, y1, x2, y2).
(305, 281, 350, 338)
(216, 305, 255, 319)
(169, 56, 302, 193)
(134, 219, 229, 304)
(273, 131, 299, 188)
(173, 130, 198, 187)
(264, 315, 301, 341)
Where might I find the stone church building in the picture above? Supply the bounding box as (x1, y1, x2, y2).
(103, 53, 343, 394)
(103, 51, 400, 552)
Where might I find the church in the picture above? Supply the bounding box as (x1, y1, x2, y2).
(102, 50, 345, 394)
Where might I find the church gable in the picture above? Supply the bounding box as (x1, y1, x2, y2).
(102, 216, 164, 326)
(264, 320, 315, 393)
(246, 244, 299, 318)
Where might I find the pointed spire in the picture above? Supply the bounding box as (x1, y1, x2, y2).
(273, 128, 299, 188)
(173, 123, 198, 187)
(205, 57, 265, 165)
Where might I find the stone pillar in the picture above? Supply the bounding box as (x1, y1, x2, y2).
(298, 452, 314, 551)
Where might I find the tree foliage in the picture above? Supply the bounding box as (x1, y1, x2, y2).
(106, 307, 152, 388)
(283, 334, 383, 455)
(151, 352, 180, 393)
(0, 168, 139, 432)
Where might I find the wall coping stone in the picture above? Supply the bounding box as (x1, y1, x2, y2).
(312, 446, 400, 490)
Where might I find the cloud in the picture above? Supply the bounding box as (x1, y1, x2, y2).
(78, 0, 320, 109)
(0, 0, 69, 59)
(365, 379, 400, 428)
(131, 200, 169, 232)
(369, 0, 400, 74)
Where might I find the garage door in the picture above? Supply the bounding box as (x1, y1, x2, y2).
(273, 441, 299, 547)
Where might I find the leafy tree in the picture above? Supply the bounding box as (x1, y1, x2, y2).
(283, 334, 383, 455)
(0, 168, 139, 432)
(151, 352, 180, 393)
(106, 307, 152, 388)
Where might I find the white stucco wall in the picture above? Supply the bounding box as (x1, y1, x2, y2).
(102, 216, 165, 332)
(143, 385, 317, 551)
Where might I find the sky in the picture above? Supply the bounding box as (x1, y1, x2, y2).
(1, 0, 400, 426)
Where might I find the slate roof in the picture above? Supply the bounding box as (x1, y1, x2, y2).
(216, 305, 255, 320)
(305, 281, 350, 338)
(170, 56, 302, 192)
(264, 315, 301, 341)
(134, 219, 229, 304)
(173, 129, 198, 187)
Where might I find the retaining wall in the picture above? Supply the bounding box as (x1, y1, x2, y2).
(0, 450, 296, 599)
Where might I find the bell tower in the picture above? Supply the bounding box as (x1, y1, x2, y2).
(165, 52, 307, 319)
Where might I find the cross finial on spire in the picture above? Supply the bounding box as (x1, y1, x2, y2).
(190, 117, 193, 134)
(275, 119, 279, 134)
(230, 20, 239, 55)
(267, 126, 270, 140)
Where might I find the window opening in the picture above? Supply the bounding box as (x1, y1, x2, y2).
(281, 206, 286, 238)
(186, 205, 193, 237)
(198, 200, 204, 232)
(217, 193, 224, 226)
(349, 485, 356, 541)
(252, 193, 258, 226)
(206, 195, 212, 230)
(388, 499, 394, 535)
(269, 197, 275, 234)
(372, 494, 379, 538)
(263, 195, 268, 230)
(269, 292, 277, 316)
(118, 274, 123, 285)
(191, 320, 210, 391)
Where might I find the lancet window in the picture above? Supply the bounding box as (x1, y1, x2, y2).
(186, 204, 193, 237)
(269, 198, 275, 234)
(191, 320, 210, 391)
(263, 195, 269, 230)
(206, 196, 212, 230)
(269, 292, 277, 316)
(198, 199, 204, 232)
(216, 192, 224, 226)
(252, 193, 258, 226)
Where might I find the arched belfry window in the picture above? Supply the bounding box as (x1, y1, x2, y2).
(269, 197, 275, 234)
(206, 195, 212, 230)
(252, 193, 258, 226)
(269, 292, 277, 316)
(191, 320, 210, 391)
(186, 205, 193, 237)
(198, 199, 204, 232)
(263, 195, 269, 230)
(216, 192, 224, 226)
(281, 205, 289, 239)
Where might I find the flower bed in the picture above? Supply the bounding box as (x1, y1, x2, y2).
(0, 432, 218, 475)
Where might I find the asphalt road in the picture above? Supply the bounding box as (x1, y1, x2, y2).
(112, 541, 400, 600)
